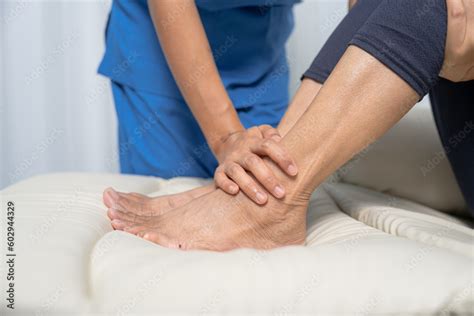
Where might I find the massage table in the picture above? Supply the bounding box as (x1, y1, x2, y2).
(1, 107, 473, 315)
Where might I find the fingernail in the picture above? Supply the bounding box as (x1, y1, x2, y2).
(274, 185, 285, 198)
(287, 164, 298, 176)
(256, 192, 267, 204)
(230, 185, 239, 194)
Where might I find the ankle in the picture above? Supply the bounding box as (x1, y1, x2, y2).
(261, 158, 312, 212)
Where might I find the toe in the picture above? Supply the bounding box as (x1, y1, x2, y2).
(117, 192, 152, 216)
(108, 207, 148, 225)
(110, 219, 127, 230)
(107, 208, 122, 220)
(103, 187, 119, 208)
(124, 225, 148, 235)
(141, 231, 179, 248)
(128, 192, 149, 199)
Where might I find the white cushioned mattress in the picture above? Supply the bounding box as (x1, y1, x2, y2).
(0, 173, 472, 315)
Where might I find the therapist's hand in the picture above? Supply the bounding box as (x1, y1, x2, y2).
(214, 125, 298, 205)
(440, 0, 474, 82)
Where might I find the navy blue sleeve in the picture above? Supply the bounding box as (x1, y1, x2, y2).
(303, 0, 448, 98)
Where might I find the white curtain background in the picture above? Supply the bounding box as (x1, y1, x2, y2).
(1, 0, 117, 189)
(1, 0, 411, 189)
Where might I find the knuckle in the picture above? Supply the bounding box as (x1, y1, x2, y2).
(268, 127, 278, 133)
(242, 181, 256, 193)
(261, 139, 273, 150)
(227, 164, 241, 176)
(263, 175, 276, 186)
(244, 154, 260, 167)
(214, 166, 223, 175)
(280, 156, 292, 165)
(248, 126, 259, 134)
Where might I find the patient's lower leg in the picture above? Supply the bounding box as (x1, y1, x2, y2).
(108, 46, 419, 250)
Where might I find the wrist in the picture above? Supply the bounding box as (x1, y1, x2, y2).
(210, 129, 244, 161)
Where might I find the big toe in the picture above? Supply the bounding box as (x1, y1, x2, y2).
(103, 187, 119, 208)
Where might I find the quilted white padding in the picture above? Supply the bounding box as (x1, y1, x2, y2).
(0, 173, 472, 315)
(324, 183, 474, 258)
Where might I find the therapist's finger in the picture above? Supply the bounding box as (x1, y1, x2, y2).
(214, 167, 239, 195)
(251, 139, 298, 176)
(259, 125, 282, 141)
(225, 162, 268, 204)
(239, 153, 285, 199)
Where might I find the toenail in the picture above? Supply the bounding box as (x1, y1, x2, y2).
(111, 219, 123, 226)
(107, 188, 119, 200)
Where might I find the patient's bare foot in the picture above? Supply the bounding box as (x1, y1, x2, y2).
(103, 184, 214, 217)
(108, 188, 308, 251)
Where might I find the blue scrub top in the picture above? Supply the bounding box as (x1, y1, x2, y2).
(98, 0, 301, 108)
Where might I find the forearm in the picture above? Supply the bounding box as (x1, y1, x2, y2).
(148, 0, 243, 154)
(277, 79, 322, 136)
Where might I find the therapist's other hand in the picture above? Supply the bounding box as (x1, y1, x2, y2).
(440, 0, 474, 82)
(214, 125, 298, 205)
